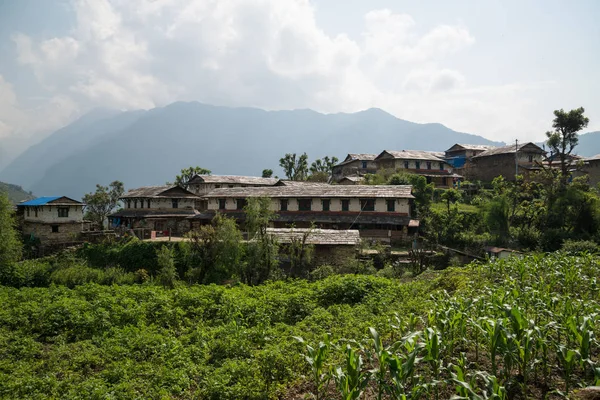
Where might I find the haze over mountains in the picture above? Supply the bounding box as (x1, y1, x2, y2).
(1, 102, 598, 200)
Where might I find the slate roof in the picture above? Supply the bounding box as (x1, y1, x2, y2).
(266, 228, 361, 246)
(275, 180, 331, 187)
(446, 144, 496, 152)
(376, 150, 446, 161)
(335, 153, 378, 167)
(340, 176, 365, 182)
(188, 175, 278, 186)
(472, 142, 545, 159)
(585, 154, 600, 162)
(18, 196, 82, 206)
(121, 186, 199, 199)
(201, 185, 414, 198)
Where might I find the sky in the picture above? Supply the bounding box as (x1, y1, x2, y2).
(0, 0, 599, 162)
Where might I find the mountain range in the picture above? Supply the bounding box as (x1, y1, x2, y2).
(0, 102, 597, 200)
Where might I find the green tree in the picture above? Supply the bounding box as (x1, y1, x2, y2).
(279, 153, 309, 181)
(0, 192, 22, 278)
(175, 166, 211, 188)
(243, 197, 279, 284)
(546, 107, 589, 185)
(310, 156, 339, 174)
(286, 225, 314, 277)
(441, 188, 462, 214)
(486, 195, 510, 245)
(156, 245, 178, 289)
(387, 173, 434, 217)
(262, 169, 273, 178)
(82, 181, 124, 228)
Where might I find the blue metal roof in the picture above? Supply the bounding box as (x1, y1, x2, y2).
(19, 196, 62, 206)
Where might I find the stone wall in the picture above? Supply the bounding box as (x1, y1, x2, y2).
(313, 245, 356, 267)
(22, 221, 83, 244)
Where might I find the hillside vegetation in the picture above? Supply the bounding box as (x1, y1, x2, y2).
(0, 253, 598, 399)
(0, 181, 33, 204)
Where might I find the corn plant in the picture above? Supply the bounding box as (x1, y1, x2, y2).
(294, 334, 333, 400)
(387, 332, 426, 399)
(333, 344, 370, 400)
(555, 344, 580, 396)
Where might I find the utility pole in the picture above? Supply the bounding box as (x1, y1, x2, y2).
(515, 139, 519, 179)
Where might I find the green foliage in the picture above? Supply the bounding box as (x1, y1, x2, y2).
(0, 192, 22, 281)
(561, 239, 600, 255)
(279, 152, 309, 181)
(387, 173, 434, 217)
(156, 245, 178, 289)
(82, 180, 124, 228)
(243, 197, 279, 285)
(546, 107, 589, 183)
(174, 166, 211, 188)
(261, 168, 273, 178)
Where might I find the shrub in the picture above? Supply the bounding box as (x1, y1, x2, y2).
(50, 265, 105, 288)
(561, 239, 600, 255)
(309, 265, 335, 281)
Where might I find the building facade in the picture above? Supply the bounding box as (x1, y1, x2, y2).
(192, 185, 417, 244)
(374, 150, 461, 187)
(331, 154, 377, 182)
(470, 142, 546, 182)
(187, 175, 278, 195)
(109, 185, 199, 236)
(17, 196, 88, 244)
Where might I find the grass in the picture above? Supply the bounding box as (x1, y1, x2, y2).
(431, 201, 480, 214)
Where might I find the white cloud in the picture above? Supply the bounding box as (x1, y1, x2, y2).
(4, 0, 555, 145)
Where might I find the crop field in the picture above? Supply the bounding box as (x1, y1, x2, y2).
(0, 253, 598, 399)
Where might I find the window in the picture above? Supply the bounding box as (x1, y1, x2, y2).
(322, 199, 330, 211)
(218, 199, 226, 210)
(427, 161, 432, 170)
(58, 207, 69, 218)
(35, 208, 38, 217)
(387, 199, 395, 212)
(442, 177, 448, 186)
(360, 199, 375, 211)
(127, 200, 131, 209)
(229, 185, 234, 188)
(280, 199, 288, 211)
(342, 199, 350, 211)
(404, 161, 409, 169)
(26, 208, 30, 217)
(215, 184, 221, 189)
(134, 200, 138, 209)
(440, 163, 444, 171)
(236, 198, 247, 210)
(140, 200, 144, 209)
(415, 161, 421, 169)
(298, 199, 312, 211)
(147, 199, 151, 208)
(361, 161, 368, 169)
(528, 154, 533, 163)
(51, 225, 59, 233)
(172, 199, 179, 208)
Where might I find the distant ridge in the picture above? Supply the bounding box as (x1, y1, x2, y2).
(0, 102, 503, 199)
(0, 181, 34, 204)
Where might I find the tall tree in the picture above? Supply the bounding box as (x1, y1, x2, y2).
(175, 166, 211, 188)
(243, 197, 279, 285)
(262, 169, 273, 178)
(546, 107, 589, 185)
(279, 153, 309, 181)
(0, 192, 22, 276)
(83, 181, 125, 228)
(310, 156, 339, 174)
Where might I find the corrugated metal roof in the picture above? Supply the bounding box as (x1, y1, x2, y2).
(335, 153, 378, 167)
(18, 196, 82, 206)
(472, 142, 545, 158)
(188, 175, 278, 185)
(201, 185, 414, 198)
(266, 228, 361, 245)
(275, 180, 331, 187)
(446, 144, 496, 152)
(376, 150, 446, 161)
(121, 186, 199, 199)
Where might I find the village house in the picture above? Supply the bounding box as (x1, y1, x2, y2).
(266, 228, 360, 270)
(331, 154, 377, 182)
(374, 150, 462, 188)
(444, 144, 496, 179)
(16, 196, 89, 245)
(338, 176, 365, 185)
(469, 142, 546, 182)
(573, 154, 600, 186)
(108, 185, 199, 237)
(191, 185, 417, 244)
(187, 175, 278, 196)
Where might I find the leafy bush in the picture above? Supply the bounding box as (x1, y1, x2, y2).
(561, 239, 600, 254)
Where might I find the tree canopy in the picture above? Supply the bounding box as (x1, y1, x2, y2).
(175, 166, 211, 188)
(82, 181, 125, 228)
(279, 153, 309, 181)
(0, 192, 22, 274)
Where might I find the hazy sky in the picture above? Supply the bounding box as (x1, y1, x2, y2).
(0, 0, 598, 153)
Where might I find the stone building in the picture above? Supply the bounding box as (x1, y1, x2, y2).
(574, 154, 600, 186)
(331, 153, 377, 182)
(266, 228, 360, 269)
(192, 185, 417, 244)
(17, 196, 89, 244)
(338, 176, 364, 185)
(187, 175, 278, 195)
(444, 144, 495, 179)
(108, 185, 199, 237)
(469, 142, 546, 182)
(374, 150, 462, 187)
